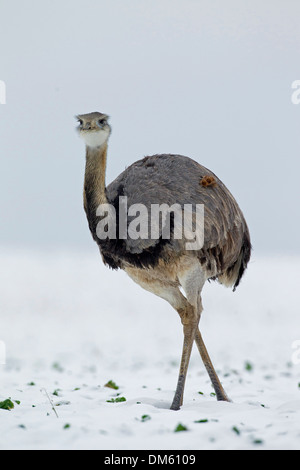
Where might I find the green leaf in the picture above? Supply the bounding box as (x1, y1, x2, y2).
(253, 438, 263, 445)
(106, 396, 126, 403)
(245, 361, 253, 372)
(141, 414, 151, 422)
(0, 399, 15, 411)
(104, 380, 119, 390)
(174, 423, 188, 432)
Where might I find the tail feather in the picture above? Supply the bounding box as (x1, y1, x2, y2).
(218, 232, 252, 291)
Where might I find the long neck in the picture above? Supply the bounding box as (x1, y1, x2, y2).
(83, 142, 109, 237)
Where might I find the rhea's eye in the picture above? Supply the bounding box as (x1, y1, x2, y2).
(78, 119, 83, 126)
(98, 119, 107, 127)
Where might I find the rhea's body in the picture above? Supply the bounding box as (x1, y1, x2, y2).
(77, 111, 251, 410)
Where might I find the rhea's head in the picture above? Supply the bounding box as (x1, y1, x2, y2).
(76, 112, 111, 148)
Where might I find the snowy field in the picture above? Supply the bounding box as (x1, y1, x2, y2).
(0, 246, 299, 450)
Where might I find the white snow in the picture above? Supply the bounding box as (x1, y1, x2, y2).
(0, 247, 299, 450)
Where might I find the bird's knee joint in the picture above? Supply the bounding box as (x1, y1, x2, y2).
(178, 305, 199, 327)
(178, 310, 190, 327)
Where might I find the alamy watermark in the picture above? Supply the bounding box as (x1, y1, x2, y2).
(0, 80, 6, 104)
(96, 197, 205, 250)
(291, 80, 300, 105)
(0, 341, 6, 365)
(291, 339, 300, 365)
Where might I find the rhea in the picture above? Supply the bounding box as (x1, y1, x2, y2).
(76, 112, 251, 410)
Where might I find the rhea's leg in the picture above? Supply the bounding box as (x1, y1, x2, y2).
(170, 304, 199, 411)
(177, 262, 229, 403)
(125, 264, 229, 408)
(125, 267, 194, 410)
(169, 262, 205, 410)
(195, 329, 229, 401)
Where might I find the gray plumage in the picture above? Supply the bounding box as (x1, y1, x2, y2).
(105, 153, 250, 290)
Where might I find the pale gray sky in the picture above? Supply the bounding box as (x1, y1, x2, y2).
(1, 0, 300, 253)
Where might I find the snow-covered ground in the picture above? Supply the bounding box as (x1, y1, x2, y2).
(0, 247, 299, 450)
